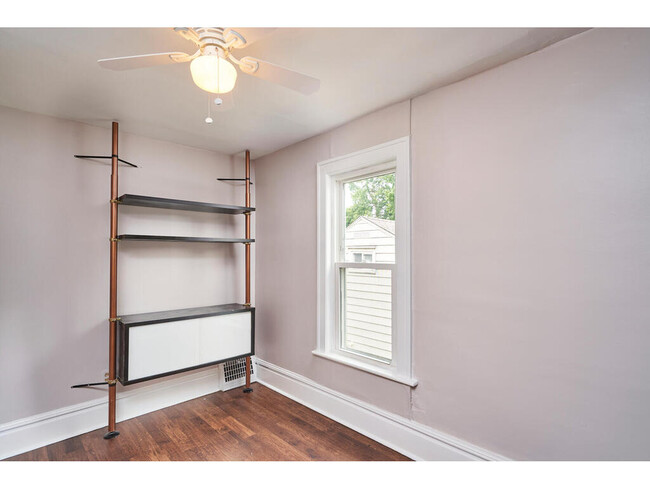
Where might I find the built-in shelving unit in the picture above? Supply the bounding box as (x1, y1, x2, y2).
(72, 122, 255, 440)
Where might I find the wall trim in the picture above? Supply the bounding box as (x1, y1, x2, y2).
(0, 367, 224, 460)
(1, 357, 508, 461)
(254, 358, 509, 461)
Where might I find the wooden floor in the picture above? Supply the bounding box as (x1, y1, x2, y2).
(8, 384, 410, 461)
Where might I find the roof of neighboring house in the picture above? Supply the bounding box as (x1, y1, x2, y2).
(348, 216, 395, 235)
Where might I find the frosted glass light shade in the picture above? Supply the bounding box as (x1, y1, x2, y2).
(190, 55, 237, 94)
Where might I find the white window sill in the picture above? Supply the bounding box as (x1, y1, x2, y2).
(312, 350, 418, 387)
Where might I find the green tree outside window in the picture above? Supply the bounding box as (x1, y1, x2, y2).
(345, 173, 395, 226)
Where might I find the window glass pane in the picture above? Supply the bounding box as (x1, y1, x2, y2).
(353, 253, 362, 263)
(344, 173, 395, 264)
(340, 267, 392, 362)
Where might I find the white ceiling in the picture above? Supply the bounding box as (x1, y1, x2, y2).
(0, 28, 586, 158)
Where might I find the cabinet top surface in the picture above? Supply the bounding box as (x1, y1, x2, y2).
(119, 303, 254, 326)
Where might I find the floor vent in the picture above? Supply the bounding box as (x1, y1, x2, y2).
(221, 357, 256, 391)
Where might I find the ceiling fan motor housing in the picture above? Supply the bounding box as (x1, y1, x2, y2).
(176, 27, 246, 55)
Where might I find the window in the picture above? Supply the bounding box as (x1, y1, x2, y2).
(352, 252, 373, 263)
(349, 250, 375, 263)
(315, 137, 415, 387)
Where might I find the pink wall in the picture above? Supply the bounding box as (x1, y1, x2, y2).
(253, 29, 650, 460)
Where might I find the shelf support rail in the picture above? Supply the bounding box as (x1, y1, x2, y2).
(105, 122, 120, 440)
(244, 149, 253, 394)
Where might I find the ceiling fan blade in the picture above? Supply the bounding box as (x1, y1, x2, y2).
(241, 57, 320, 95)
(225, 28, 277, 48)
(98, 52, 194, 71)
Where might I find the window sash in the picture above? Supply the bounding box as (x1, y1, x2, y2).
(335, 262, 395, 365)
(337, 170, 396, 263)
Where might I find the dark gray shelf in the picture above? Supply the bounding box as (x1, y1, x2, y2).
(118, 235, 254, 243)
(119, 303, 253, 327)
(118, 194, 255, 214)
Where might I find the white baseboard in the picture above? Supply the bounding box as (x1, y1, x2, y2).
(0, 367, 224, 460)
(1, 358, 507, 461)
(255, 358, 509, 461)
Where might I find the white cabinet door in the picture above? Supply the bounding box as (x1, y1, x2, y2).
(127, 311, 252, 381)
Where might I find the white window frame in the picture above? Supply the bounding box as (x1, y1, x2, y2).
(315, 137, 416, 387)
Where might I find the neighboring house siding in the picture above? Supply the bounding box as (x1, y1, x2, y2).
(345, 218, 395, 263)
(343, 217, 395, 360)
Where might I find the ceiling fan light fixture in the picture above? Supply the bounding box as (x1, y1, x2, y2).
(190, 54, 237, 94)
(98, 28, 320, 95)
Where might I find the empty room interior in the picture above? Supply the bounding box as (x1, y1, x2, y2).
(1, 20, 650, 467)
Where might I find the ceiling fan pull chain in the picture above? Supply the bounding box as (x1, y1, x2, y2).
(205, 94, 213, 124)
(216, 51, 221, 93)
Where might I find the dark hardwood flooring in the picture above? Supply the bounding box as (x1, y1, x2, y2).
(8, 384, 410, 461)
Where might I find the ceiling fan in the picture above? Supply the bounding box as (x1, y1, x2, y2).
(98, 27, 320, 95)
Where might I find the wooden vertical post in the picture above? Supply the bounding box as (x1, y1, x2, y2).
(244, 150, 253, 393)
(105, 122, 120, 439)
